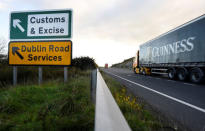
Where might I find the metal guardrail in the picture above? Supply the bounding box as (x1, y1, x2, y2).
(93, 69, 131, 131)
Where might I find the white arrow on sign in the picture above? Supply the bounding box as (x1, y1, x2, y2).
(13, 19, 25, 32)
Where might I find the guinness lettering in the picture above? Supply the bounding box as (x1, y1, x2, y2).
(151, 36, 195, 58)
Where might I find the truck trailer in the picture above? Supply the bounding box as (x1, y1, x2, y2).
(133, 14, 205, 83)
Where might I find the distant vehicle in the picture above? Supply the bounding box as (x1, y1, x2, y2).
(105, 63, 108, 69)
(133, 14, 205, 83)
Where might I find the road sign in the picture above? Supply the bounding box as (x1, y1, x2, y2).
(10, 9, 72, 41)
(9, 41, 72, 66)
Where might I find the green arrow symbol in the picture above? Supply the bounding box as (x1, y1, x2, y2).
(12, 47, 24, 60)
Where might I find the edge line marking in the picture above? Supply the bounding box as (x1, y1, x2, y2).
(105, 71, 205, 113)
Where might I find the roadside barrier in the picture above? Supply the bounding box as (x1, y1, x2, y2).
(92, 69, 131, 131)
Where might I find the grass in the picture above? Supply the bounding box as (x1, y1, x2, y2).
(0, 69, 94, 130)
(101, 72, 163, 131)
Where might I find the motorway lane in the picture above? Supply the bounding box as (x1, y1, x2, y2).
(102, 68, 205, 131)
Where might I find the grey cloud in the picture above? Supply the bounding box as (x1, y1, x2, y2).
(76, 0, 205, 46)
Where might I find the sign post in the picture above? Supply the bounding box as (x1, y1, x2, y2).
(13, 66, 17, 86)
(38, 66, 42, 85)
(64, 67, 68, 83)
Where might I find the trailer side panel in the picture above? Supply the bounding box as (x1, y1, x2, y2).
(139, 16, 205, 66)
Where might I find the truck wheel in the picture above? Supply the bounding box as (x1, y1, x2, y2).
(190, 68, 204, 83)
(142, 70, 146, 75)
(168, 68, 176, 79)
(177, 68, 188, 81)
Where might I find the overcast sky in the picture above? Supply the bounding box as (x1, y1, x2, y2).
(0, 0, 205, 66)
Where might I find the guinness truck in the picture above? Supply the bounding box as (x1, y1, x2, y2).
(133, 14, 205, 83)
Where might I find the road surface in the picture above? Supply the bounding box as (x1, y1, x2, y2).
(102, 68, 205, 131)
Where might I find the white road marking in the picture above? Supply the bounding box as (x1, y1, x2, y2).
(104, 71, 205, 113)
(167, 80, 176, 82)
(184, 83, 194, 86)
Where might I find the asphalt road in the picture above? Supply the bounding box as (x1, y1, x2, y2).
(102, 68, 205, 131)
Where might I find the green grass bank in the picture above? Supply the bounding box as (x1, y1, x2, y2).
(0, 69, 94, 131)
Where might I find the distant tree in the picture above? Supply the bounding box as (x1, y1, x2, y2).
(72, 57, 98, 70)
(0, 37, 8, 64)
(0, 37, 7, 55)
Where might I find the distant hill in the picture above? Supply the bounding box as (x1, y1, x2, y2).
(111, 57, 133, 70)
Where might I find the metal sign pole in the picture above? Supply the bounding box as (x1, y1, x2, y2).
(13, 66, 17, 86)
(38, 66, 42, 85)
(64, 67, 68, 83)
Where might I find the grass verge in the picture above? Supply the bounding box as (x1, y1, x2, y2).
(101, 72, 167, 131)
(0, 69, 94, 130)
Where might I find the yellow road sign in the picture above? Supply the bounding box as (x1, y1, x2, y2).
(9, 41, 72, 66)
